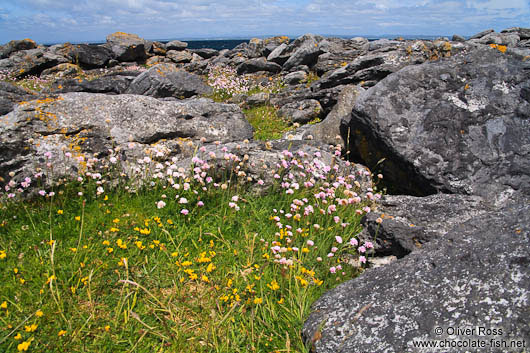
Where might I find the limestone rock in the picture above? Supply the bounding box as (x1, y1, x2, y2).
(301, 85, 364, 146)
(236, 58, 282, 74)
(0, 82, 36, 115)
(0, 39, 38, 59)
(303, 199, 530, 353)
(125, 63, 212, 98)
(278, 99, 322, 124)
(105, 32, 148, 62)
(166, 40, 188, 51)
(0, 92, 253, 186)
(166, 50, 193, 63)
(345, 46, 530, 199)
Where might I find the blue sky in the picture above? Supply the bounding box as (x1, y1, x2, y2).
(0, 0, 529, 44)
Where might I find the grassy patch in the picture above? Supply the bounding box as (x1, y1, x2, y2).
(243, 105, 292, 140)
(0, 145, 379, 352)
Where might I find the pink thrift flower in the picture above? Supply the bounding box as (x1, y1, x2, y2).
(307, 240, 314, 246)
(38, 190, 46, 196)
(335, 236, 343, 244)
(156, 200, 166, 209)
(181, 209, 189, 215)
(197, 201, 204, 207)
(331, 247, 338, 253)
(359, 256, 367, 264)
(358, 246, 366, 253)
(329, 266, 336, 273)
(349, 238, 358, 246)
(365, 241, 374, 249)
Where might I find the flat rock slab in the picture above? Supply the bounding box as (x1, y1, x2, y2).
(0, 92, 252, 187)
(303, 199, 530, 353)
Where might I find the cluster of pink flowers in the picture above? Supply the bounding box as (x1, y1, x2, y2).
(207, 65, 250, 97)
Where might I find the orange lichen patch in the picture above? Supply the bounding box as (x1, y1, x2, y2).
(489, 44, 507, 53)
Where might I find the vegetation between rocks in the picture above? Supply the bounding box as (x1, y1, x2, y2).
(0, 143, 381, 352)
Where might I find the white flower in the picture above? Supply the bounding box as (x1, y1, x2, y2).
(157, 200, 166, 209)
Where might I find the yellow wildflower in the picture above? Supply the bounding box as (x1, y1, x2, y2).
(102, 240, 110, 246)
(206, 263, 216, 273)
(1, 301, 7, 309)
(253, 297, 263, 305)
(17, 340, 31, 351)
(267, 280, 280, 291)
(57, 210, 63, 215)
(201, 275, 209, 283)
(75, 216, 81, 221)
(35, 310, 43, 317)
(104, 325, 110, 332)
(58, 330, 67, 336)
(14, 333, 22, 340)
(24, 324, 37, 332)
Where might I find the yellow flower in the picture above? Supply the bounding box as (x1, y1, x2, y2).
(110, 227, 120, 233)
(19, 278, 25, 284)
(13, 268, 18, 274)
(171, 251, 178, 257)
(253, 297, 263, 305)
(102, 240, 110, 246)
(1, 301, 7, 309)
(278, 298, 284, 304)
(0, 250, 6, 259)
(57, 210, 63, 215)
(75, 216, 81, 221)
(267, 280, 280, 291)
(135, 241, 145, 250)
(104, 195, 108, 201)
(104, 325, 110, 332)
(106, 247, 114, 254)
(181, 261, 192, 267)
(46, 275, 56, 284)
(47, 239, 55, 246)
(112, 218, 120, 223)
(206, 263, 216, 273)
(201, 275, 209, 283)
(14, 333, 22, 340)
(70, 248, 77, 252)
(17, 340, 31, 351)
(35, 310, 44, 317)
(58, 330, 67, 336)
(24, 324, 37, 332)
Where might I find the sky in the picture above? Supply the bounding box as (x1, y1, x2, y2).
(0, 0, 529, 44)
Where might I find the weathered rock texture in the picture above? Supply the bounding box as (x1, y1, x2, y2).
(0, 92, 252, 186)
(125, 63, 212, 98)
(303, 200, 530, 353)
(345, 46, 530, 199)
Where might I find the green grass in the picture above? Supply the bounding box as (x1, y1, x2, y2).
(244, 105, 293, 140)
(0, 143, 377, 353)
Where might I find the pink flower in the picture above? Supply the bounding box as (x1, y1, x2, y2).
(38, 190, 46, 196)
(156, 200, 166, 209)
(359, 256, 367, 264)
(181, 209, 189, 215)
(197, 201, 204, 207)
(349, 238, 358, 246)
(335, 236, 343, 244)
(329, 266, 336, 273)
(365, 241, 374, 249)
(331, 247, 338, 253)
(358, 246, 366, 253)
(307, 240, 314, 246)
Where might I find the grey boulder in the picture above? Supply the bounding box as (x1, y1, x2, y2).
(126, 63, 212, 98)
(345, 46, 530, 199)
(0, 92, 253, 187)
(303, 199, 530, 353)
